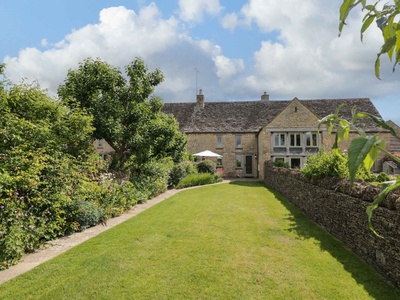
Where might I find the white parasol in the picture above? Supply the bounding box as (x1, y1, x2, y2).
(193, 150, 222, 158)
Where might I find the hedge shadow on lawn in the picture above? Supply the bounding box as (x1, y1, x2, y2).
(266, 186, 400, 298)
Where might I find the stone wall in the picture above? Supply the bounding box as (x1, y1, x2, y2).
(263, 161, 400, 288)
(187, 133, 257, 178)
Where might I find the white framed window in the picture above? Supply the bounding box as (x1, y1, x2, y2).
(217, 158, 222, 166)
(236, 154, 242, 168)
(217, 135, 223, 148)
(289, 133, 301, 147)
(236, 136, 242, 148)
(306, 132, 318, 147)
(274, 133, 286, 146)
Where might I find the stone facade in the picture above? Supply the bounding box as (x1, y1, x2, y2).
(163, 93, 391, 179)
(187, 133, 258, 178)
(263, 161, 400, 288)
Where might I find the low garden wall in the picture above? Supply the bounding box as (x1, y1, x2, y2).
(263, 161, 400, 288)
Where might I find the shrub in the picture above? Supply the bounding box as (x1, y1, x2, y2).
(177, 173, 218, 189)
(301, 150, 348, 179)
(376, 172, 390, 182)
(197, 160, 216, 174)
(169, 160, 198, 187)
(130, 158, 174, 201)
(301, 150, 371, 181)
(66, 200, 105, 232)
(274, 160, 290, 168)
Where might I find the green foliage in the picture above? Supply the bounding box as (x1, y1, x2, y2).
(176, 173, 218, 189)
(197, 160, 216, 174)
(129, 157, 174, 200)
(339, 0, 400, 78)
(58, 57, 186, 170)
(319, 106, 400, 235)
(0, 68, 141, 269)
(273, 160, 290, 168)
(168, 160, 198, 187)
(376, 172, 390, 182)
(301, 150, 349, 179)
(66, 200, 105, 232)
(301, 150, 371, 181)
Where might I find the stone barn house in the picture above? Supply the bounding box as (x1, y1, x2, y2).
(162, 90, 391, 179)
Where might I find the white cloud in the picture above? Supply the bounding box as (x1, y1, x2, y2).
(4, 5, 182, 95)
(3, 4, 229, 102)
(214, 55, 244, 81)
(2, 1, 400, 124)
(225, 0, 400, 102)
(178, 0, 222, 22)
(220, 13, 241, 31)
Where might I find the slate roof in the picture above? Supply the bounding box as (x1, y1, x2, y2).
(162, 98, 385, 134)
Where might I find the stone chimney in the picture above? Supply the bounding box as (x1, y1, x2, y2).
(196, 89, 205, 108)
(261, 92, 269, 101)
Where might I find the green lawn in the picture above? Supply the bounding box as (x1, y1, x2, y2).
(0, 181, 398, 299)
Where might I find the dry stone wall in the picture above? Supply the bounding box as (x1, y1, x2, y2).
(263, 161, 400, 288)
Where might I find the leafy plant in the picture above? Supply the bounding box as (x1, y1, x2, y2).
(176, 173, 218, 189)
(339, 0, 400, 78)
(168, 160, 198, 187)
(197, 160, 216, 174)
(376, 172, 391, 182)
(301, 150, 349, 179)
(319, 105, 400, 235)
(273, 160, 290, 168)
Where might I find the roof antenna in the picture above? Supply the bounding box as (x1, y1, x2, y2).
(195, 67, 200, 97)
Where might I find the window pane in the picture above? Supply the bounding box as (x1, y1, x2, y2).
(217, 136, 222, 148)
(280, 134, 285, 146)
(275, 134, 279, 146)
(290, 134, 295, 146)
(312, 133, 317, 146)
(217, 158, 222, 166)
(236, 136, 242, 147)
(296, 134, 301, 146)
(306, 132, 311, 146)
(236, 155, 242, 167)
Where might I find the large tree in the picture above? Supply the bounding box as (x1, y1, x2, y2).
(57, 58, 186, 171)
(339, 0, 400, 78)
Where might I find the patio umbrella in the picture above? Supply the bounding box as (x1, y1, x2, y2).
(193, 150, 222, 158)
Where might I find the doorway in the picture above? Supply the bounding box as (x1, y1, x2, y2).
(245, 155, 253, 176)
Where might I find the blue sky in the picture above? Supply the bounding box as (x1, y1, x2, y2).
(1, 0, 399, 125)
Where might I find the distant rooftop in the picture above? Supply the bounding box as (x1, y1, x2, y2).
(163, 96, 384, 134)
